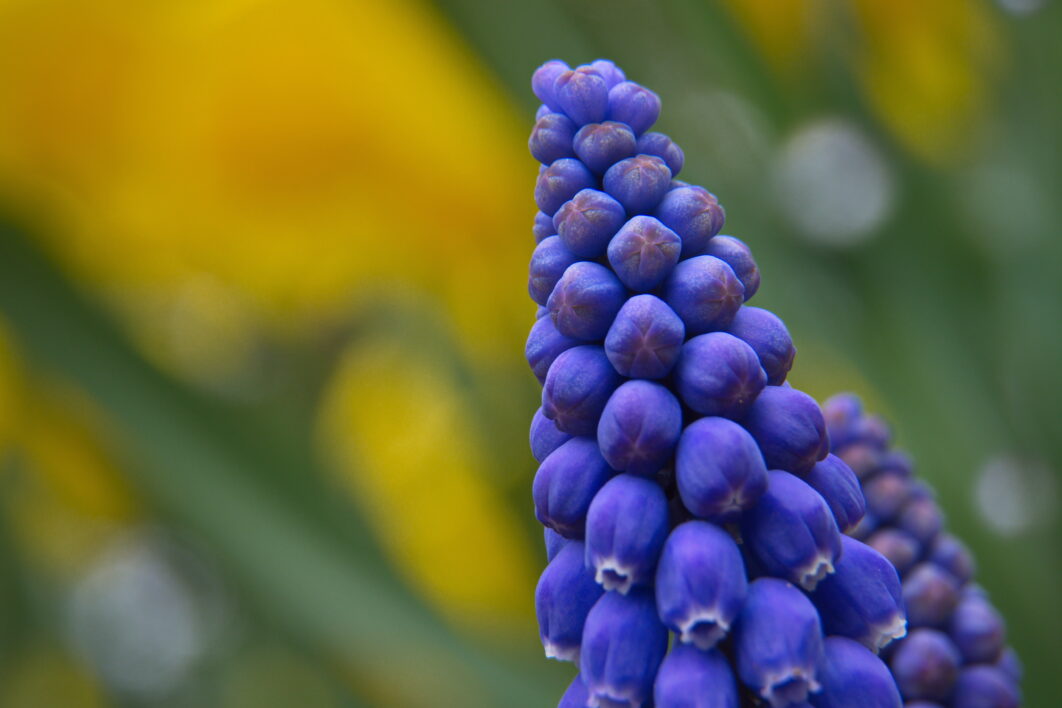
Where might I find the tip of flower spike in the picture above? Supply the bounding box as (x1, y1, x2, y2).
(677, 608, 730, 650)
(869, 613, 908, 652)
(594, 557, 636, 594)
(761, 669, 821, 707)
(798, 553, 836, 591)
(544, 639, 580, 663)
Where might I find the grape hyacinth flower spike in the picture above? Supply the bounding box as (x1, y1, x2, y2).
(523, 59, 1019, 707)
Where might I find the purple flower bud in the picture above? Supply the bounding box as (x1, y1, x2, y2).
(903, 563, 960, 629)
(580, 590, 668, 708)
(536, 305, 549, 319)
(804, 454, 866, 533)
(655, 186, 725, 258)
(606, 81, 661, 135)
(811, 536, 907, 651)
(533, 437, 614, 538)
(603, 155, 672, 215)
(664, 256, 744, 335)
(530, 112, 578, 164)
(607, 215, 681, 291)
(554, 67, 610, 126)
(726, 306, 795, 386)
(861, 470, 912, 522)
(736, 578, 824, 707)
(529, 235, 578, 306)
(585, 59, 626, 89)
(823, 393, 862, 438)
(655, 521, 747, 649)
(585, 474, 669, 592)
(702, 235, 760, 301)
(536, 541, 604, 661)
(742, 386, 829, 475)
(949, 595, 1006, 664)
(559, 674, 591, 708)
(548, 262, 626, 341)
(532, 60, 570, 111)
(636, 132, 684, 176)
(675, 417, 768, 521)
(674, 332, 766, 419)
(536, 103, 551, 121)
(810, 636, 902, 708)
(553, 189, 627, 259)
(951, 666, 1020, 708)
(531, 406, 573, 463)
(526, 315, 579, 383)
(604, 294, 685, 379)
(544, 526, 569, 562)
(997, 647, 1022, 684)
(536, 158, 597, 216)
(924, 535, 972, 587)
(597, 381, 683, 475)
(866, 528, 921, 576)
(543, 345, 621, 436)
(836, 442, 883, 481)
(653, 645, 738, 708)
(573, 121, 638, 175)
(889, 628, 960, 702)
(897, 497, 943, 546)
(534, 210, 556, 243)
(742, 470, 842, 590)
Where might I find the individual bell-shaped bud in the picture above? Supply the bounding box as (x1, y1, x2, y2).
(534, 210, 555, 243)
(809, 636, 902, 708)
(866, 528, 921, 575)
(655, 521, 747, 649)
(811, 536, 907, 651)
(674, 332, 766, 418)
(897, 496, 943, 546)
(548, 262, 627, 341)
(603, 294, 685, 379)
(928, 533, 975, 584)
(822, 393, 863, 443)
(585, 474, 669, 593)
(664, 256, 744, 335)
(573, 121, 638, 174)
(585, 59, 626, 89)
(536, 158, 597, 216)
(702, 235, 760, 300)
(536, 541, 604, 661)
(606, 215, 681, 291)
(949, 595, 1006, 664)
(951, 666, 1021, 708)
(532, 60, 570, 111)
(580, 590, 668, 708)
(529, 235, 578, 306)
(530, 406, 573, 463)
(889, 629, 961, 702)
(862, 470, 913, 522)
(804, 454, 866, 533)
(742, 386, 829, 475)
(533, 437, 614, 538)
(603, 154, 672, 215)
(559, 674, 591, 708)
(544, 526, 569, 563)
(835, 442, 883, 481)
(597, 381, 683, 475)
(554, 67, 610, 126)
(740, 470, 842, 591)
(554, 189, 627, 258)
(606, 81, 661, 135)
(542, 345, 621, 436)
(653, 645, 739, 708)
(655, 186, 725, 258)
(530, 112, 578, 164)
(676, 417, 768, 521)
(636, 132, 684, 176)
(735, 578, 824, 707)
(726, 306, 796, 385)
(903, 563, 961, 629)
(997, 647, 1023, 684)
(526, 314, 579, 383)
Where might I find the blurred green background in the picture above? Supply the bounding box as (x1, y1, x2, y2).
(0, 0, 1058, 706)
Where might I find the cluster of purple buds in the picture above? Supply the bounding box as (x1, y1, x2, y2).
(526, 59, 913, 708)
(824, 394, 1022, 708)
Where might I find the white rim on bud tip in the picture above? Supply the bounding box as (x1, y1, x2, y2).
(677, 607, 729, 650)
(594, 557, 636, 594)
(761, 669, 821, 707)
(867, 614, 908, 652)
(543, 640, 579, 663)
(797, 555, 836, 591)
(589, 685, 644, 708)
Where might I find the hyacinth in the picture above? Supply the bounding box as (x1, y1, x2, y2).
(525, 59, 1017, 708)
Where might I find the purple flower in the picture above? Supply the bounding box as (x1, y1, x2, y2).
(604, 155, 672, 215)
(536, 541, 604, 661)
(888, 629, 961, 702)
(554, 189, 627, 259)
(548, 261, 627, 341)
(675, 417, 768, 522)
(725, 306, 795, 385)
(525, 314, 579, 384)
(530, 406, 572, 462)
(655, 186, 725, 258)
(703, 235, 760, 300)
(530, 112, 578, 164)
(597, 380, 683, 476)
(606, 215, 681, 291)
(585, 474, 670, 593)
(742, 386, 829, 475)
(664, 256, 744, 335)
(606, 81, 661, 135)
(573, 121, 638, 175)
(533, 437, 614, 538)
(581, 590, 668, 708)
(809, 636, 902, 708)
(554, 67, 610, 126)
(653, 645, 738, 708)
(636, 131, 684, 177)
(674, 332, 766, 419)
(804, 453, 866, 534)
(536, 158, 597, 215)
(542, 345, 621, 436)
(951, 666, 1020, 708)
(604, 294, 685, 379)
(528, 235, 578, 306)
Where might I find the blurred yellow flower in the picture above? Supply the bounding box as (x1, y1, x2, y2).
(0, 645, 105, 708)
